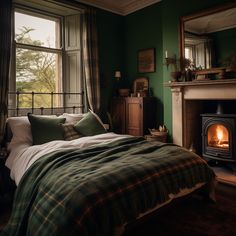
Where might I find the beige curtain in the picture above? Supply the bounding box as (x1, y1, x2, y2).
(0, 0, 12, 144)
(82, 7, 100, 113)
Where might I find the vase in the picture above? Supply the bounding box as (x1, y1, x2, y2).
(185, 69, 192, 81)
(170, 71, 182, 82)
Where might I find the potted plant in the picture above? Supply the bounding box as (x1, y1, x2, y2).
(181, 57, 195, 81)
(164, 56, 193, 82)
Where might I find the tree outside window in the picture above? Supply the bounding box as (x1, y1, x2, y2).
(14, 11, 61, 108)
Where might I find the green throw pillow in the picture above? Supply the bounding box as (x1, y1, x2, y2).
(74, 111, 107, 136)
(28, 113, 66, 145)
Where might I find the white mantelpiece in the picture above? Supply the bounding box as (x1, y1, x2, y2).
(166, 79, 236, 148)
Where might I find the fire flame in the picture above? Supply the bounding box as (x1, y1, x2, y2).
(216, 126, 223, 144)
(208, 124, 229, 149)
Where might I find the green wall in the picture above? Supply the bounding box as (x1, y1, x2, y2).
(96, 0, 235, 136)
(124, 3, 163, 127)
(96, 9, 124, 119)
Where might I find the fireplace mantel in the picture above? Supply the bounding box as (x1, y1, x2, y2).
(165, 79, 236, 147)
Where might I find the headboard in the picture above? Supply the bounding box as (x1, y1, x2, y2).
(8, 91, 85, 117)
(3, 91, 85, 147)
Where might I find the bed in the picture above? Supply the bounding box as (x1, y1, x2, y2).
(1, 111, 216, 236)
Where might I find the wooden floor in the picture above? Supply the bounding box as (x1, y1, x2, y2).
(124, 182, 236, 236)
(1, 183, 236, 235)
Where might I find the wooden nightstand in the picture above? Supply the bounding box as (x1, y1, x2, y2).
(110, 97, 157, 136)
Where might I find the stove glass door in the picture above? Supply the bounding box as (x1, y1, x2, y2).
(207, 124, 229, 150)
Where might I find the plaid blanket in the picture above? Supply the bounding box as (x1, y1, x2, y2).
(2, 137, 215, 236)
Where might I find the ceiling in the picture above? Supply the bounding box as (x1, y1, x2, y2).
(77, 0, 161, 15)
(185, 7, 236, 34)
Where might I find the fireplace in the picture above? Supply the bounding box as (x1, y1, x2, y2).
(167, 79, 236, 175)
(201, 113, 236, 173)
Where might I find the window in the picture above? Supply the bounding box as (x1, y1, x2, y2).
(185, 46, 194, 62)
(10, 1, 83, 114)
(185, 34, 213, 70)
(14, 10, 61, 108)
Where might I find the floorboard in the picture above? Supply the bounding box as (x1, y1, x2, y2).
(124, 183, 236, 236)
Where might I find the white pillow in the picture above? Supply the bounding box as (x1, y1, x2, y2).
(60, 113, 84, 123)
(7, 116, 33, 149)
(6, 115, 58, 150)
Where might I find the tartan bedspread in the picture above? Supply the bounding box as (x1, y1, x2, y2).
(2, 137, 215, 236)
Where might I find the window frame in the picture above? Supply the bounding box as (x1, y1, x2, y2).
(10, 1, 85, 114)
(11, 6, 64, 109)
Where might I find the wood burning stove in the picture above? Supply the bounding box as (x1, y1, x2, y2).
(201, 113, 236, 173)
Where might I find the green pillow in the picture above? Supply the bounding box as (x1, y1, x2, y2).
(28, 113, 66, 145)
(74, 111, 107, 136)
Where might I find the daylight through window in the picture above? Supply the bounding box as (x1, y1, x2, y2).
(14, 10, 62, 108)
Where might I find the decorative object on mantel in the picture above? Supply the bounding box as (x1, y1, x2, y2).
(194, 67, 226, 80)
(164, 52, 193, 82)
(148, 125, 168, 142)
(193, 64, 236, 80)
(164, 78, 236, 88)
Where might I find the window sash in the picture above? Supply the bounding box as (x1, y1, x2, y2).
(16, 42, 62, 54)
(14, 7, 62, 50)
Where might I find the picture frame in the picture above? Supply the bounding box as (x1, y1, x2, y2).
(138, 48, 155, 73)
(133, 77, 149, 97)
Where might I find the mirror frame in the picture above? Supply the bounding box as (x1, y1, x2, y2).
(180, 2, 236, 62)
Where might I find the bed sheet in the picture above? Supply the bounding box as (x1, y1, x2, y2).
(6, 132, 131, 185)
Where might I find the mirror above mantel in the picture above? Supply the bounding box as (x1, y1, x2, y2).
(180, 2, 236, 81)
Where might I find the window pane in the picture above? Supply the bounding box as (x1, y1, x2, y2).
(15, 11, 59, 49)
(16, 48, 61, 108)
